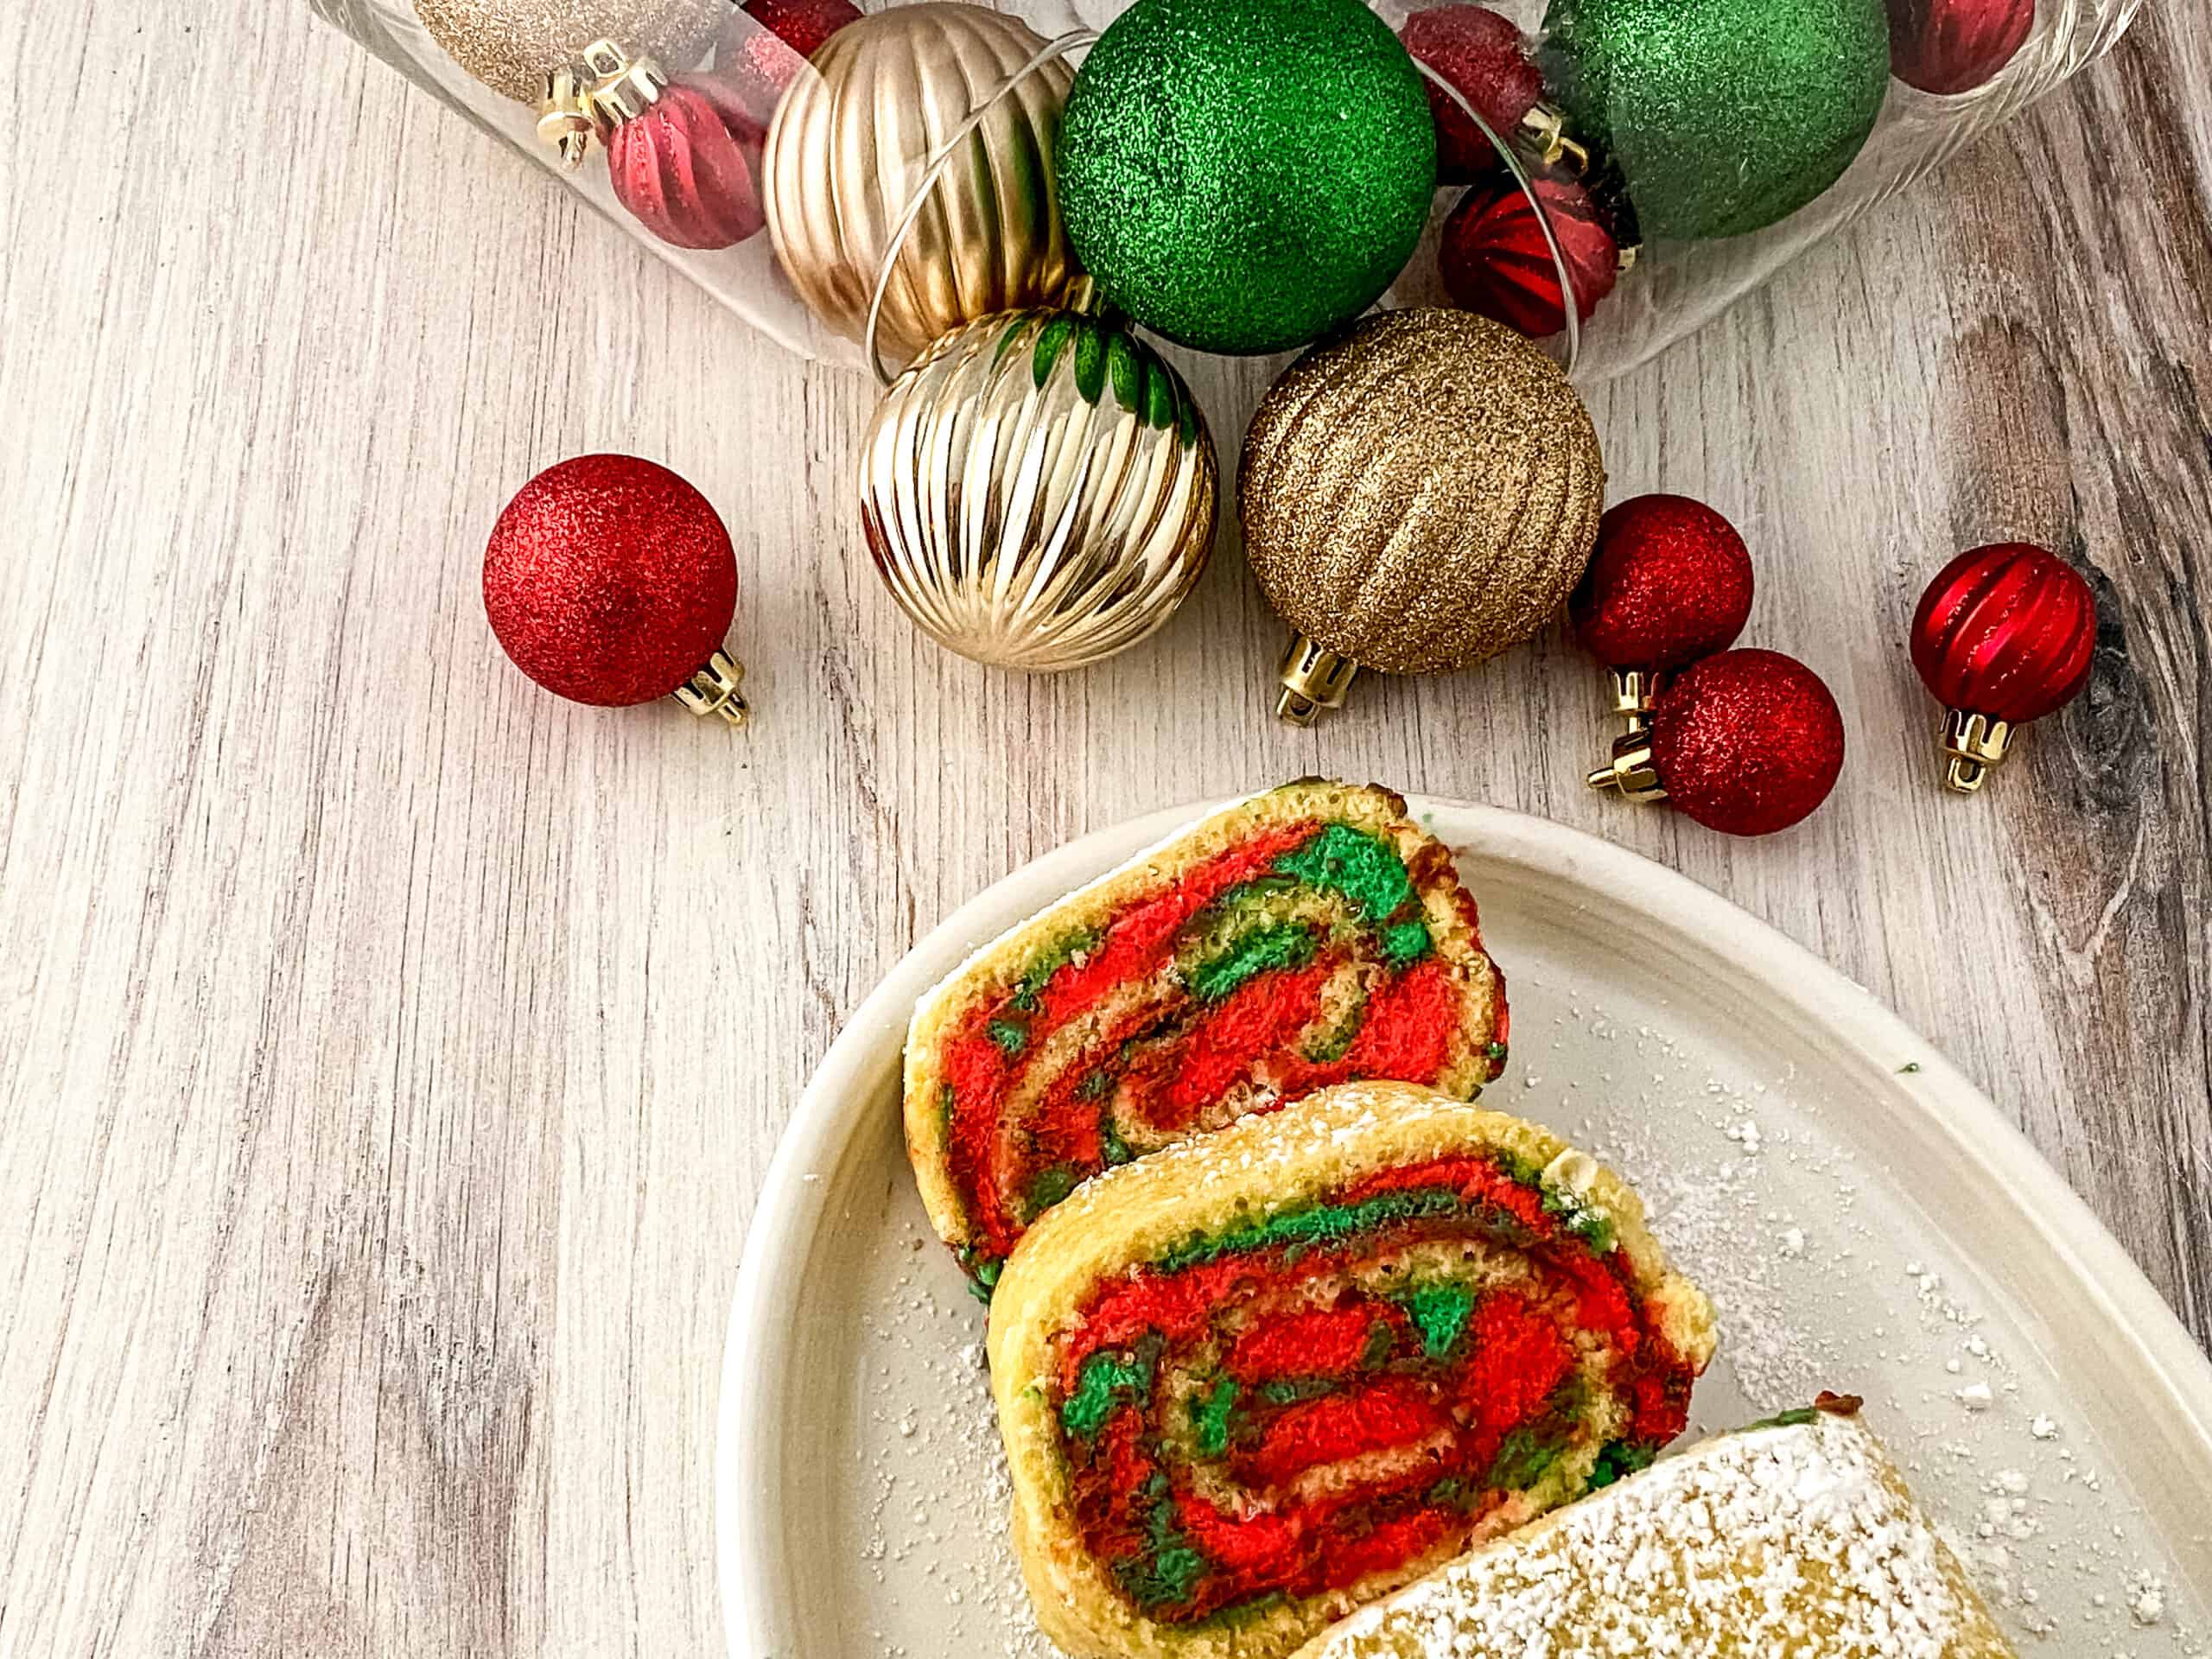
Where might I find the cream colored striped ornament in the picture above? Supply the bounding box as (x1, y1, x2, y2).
(858, 306, 1217, 671)
(763, 3, 1081, 372)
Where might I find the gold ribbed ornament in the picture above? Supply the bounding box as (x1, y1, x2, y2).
(763, 3, 1081, 372)
(413, 0, 721, 102)
(1239, 309, 1606, 723)
(859, 304, 1217, 671)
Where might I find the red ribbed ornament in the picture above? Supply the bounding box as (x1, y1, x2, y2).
(1886, 0, 2036, 95)
(601, 68, 766, 251)
(484, 454, 749, 722)
(1440, 175, 1618, 340)
(1910, 541, 2094, 791)
(1400, 5, 1545, 184)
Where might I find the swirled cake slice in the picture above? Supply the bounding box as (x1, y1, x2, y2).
(906, 782, 1507, 1288)
(987, 1083, 1715, 1659)
(1289, 1401, 2017, 1659)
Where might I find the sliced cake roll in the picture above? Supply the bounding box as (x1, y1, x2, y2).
(1288, 1400, 2018, 1659)
(987, 1083, 1715, 1659)
(906, 781, 1507, 1289)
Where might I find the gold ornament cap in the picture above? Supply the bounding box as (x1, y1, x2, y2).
(1586, 729, 1665, 802)
(1936, 708, 2012, 794)
(674, 649, 750, 726)
(1241, 309, 1605, 722)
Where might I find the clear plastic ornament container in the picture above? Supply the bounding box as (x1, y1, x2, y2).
(312, 0, 2143, 382)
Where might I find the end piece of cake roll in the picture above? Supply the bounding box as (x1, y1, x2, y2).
(906, 781, 1508, 1289)
(1288, 1402, 2018, 1659)
(987, 1083, 1716, 1659)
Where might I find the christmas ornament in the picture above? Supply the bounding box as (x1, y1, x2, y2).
(582, 43, 766, 251)
(1589, 648, 1843, 835)
(483, 454, 749, 721)
(1440, 175, 1618, 339)
(1240, 308, 1605, 722)
(1569, 493, 1753, 738)
(1910, 542, 2095, 793)
(1539, 0, 1891, 239)
(1886, 0, 2035, 94)
(711, 0, 852, 120)
(1399, 5, 1545, 184)
(761, 3, 1081, 371)
(416, 0, 720, 103)
(743, 0, 862, 60)
(1057, 0, 1437, 356)
(858, 302, 1218, 671)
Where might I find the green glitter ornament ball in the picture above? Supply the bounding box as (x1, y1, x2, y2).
(1057, 0, 1437, 356)
(1541, 0, 1891, 240)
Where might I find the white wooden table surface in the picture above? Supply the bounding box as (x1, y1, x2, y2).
(4, 0, 2208, 1653)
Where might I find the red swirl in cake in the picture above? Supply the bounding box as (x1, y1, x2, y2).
(1049, 1154, 1697, 1624)
(905, 784, 1508, 1285)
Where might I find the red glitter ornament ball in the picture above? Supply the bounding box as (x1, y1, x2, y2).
(1885, 0, 2036, 95)
(1440, 175, 1618, 339)
(484, 454, 738, 708)
(743, 0, 863, 59)
(1910, 543, 2095, 723)
(1570, 493, 1754, 671)
(1400, 5, 1545, 184)
(1651, 649, 1846, 836)
(605, 74, 766, 251)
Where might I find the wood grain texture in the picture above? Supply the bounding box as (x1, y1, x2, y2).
(0, 1, 2205, 1655)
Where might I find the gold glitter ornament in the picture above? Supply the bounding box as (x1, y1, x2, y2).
(858, 301, 1217, 671)
(414, 0, 721, 103)
(1239, 308, 1605, 723)
(763, 3, 1082, 372)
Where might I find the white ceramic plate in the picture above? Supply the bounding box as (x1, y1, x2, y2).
(721, 801, 2212, 1659)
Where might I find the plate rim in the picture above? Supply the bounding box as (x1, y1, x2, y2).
(716, 798, 2212, 1658)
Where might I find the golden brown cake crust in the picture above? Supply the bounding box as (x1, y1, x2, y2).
(986, 1083, 1718, 1659)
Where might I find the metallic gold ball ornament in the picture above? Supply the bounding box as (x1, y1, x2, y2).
(1239, 309, 1605, 722)
(1540, 0, 1891, 239)
(763, 3, 1082, 372)
(859, 303, 1218, 671)
(414, 0, 721, 103)
(1056, 0, 1437, 356)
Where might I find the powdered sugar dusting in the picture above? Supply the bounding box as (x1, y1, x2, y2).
(1304, 1414, 1991, 1658)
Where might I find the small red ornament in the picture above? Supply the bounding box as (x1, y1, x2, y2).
(484, 454, 749, 722)
(1400, 6, 1545, 184)
(1910, 541, 2094, 792)
(1440, 175, 1618, 340)
(588, 44, 766, 251)
(1886, 0, 2036, 95)
(743, 0, 862, 60)
(1590, 648, 1844, 836)
(1570, 492, 1753, 748)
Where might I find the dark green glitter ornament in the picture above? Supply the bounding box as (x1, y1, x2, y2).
(1541, 0, 1891, 241)
(1057, 0, 1437, 356)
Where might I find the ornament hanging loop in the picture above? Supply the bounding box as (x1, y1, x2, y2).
(1412, 59, 1582, 374)
(863, 29, 1100, 385)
